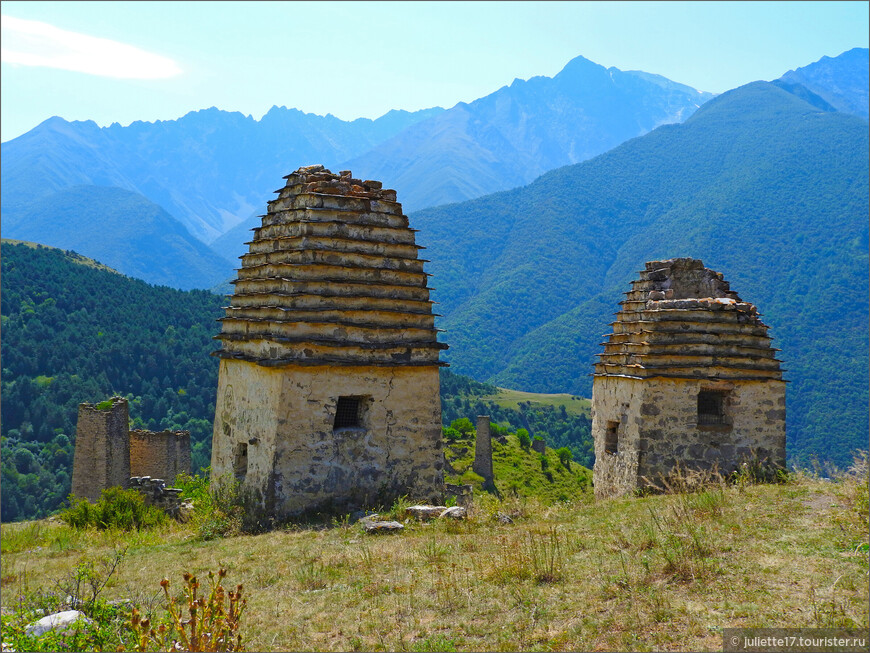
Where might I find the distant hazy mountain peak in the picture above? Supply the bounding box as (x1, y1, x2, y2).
(777, 47, 869, 119)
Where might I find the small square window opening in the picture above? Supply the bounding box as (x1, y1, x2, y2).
(233, 442, 248, 482)
(698, 390, 726, 426)
(334, 396, 362, 430)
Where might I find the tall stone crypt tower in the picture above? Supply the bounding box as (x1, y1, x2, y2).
(211, 165, 447, 517)
(592, 258, 785, 499)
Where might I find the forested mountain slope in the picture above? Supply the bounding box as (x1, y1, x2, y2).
(412, 80, 869, 469)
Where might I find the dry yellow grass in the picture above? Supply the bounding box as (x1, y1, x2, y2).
(2, 471, 867, 652)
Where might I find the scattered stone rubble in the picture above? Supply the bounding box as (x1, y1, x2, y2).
(128, 476, 193, 521)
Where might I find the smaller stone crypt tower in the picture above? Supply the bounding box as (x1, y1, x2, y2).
(211, 166, 447, 518)
(592, 258, 785, 499)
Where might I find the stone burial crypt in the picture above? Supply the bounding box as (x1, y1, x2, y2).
(591, 258, 786, 499)
(210, 165, 448, 518)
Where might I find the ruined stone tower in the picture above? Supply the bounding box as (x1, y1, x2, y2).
(71, 396, 192, 500)
(210, 165, 447, 517)
(72, 397, 131, 502)
(129, 429, 191, 482)
(592, 258, 786, 499)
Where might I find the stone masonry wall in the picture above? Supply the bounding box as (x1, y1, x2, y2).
(636, 378, 785, 482)
(591, 376, 645, 499)
(71, 397, 130, 502)
(129, 429, 192, 484)
(212, 360, 444, 518)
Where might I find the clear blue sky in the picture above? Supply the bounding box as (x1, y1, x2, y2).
(1, 1, 867, 142)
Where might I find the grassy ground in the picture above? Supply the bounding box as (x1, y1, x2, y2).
(2, 465, 866, 652)
(479, 388, 591, 417)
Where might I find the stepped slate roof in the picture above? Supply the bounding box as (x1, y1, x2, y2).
(214, 165, 447, 367)
(593, 258, 784, 381)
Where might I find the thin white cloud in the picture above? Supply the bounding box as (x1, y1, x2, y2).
(0, 15, 182, 79)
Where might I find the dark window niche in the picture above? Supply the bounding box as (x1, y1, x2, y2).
(334, 396, 363, 430)
(605, 421, 620, 454)
(233, 442, 248, 482)
(697, 390, 728, 426)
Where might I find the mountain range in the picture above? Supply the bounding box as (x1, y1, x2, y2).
(1, 54, 715, 287)
(412, 78, 869, 469)
(779, 47, 869, 120)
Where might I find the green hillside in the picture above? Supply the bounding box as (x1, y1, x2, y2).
(0, 241, 225, 521)
(444, 430, 591, 504)
(1, 244, 590, 522)
(412, 80, 869, 469)
(481, 387, 590, 416)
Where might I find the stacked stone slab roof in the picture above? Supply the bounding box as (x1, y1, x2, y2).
(593, 258, 783, 381)
(214, 165, 447, 367)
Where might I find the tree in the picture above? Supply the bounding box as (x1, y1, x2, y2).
(556, 446, 573, 468)
(442, 427, 462, 442)
(450, 417, 475, 436)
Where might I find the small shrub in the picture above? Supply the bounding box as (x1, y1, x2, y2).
(59, 487, 167, 531)
(556, 447, 573, 468)
(384, 494, 412, 521)
(177, 472, 266, 539)
(517, 429, 531, 450)
(442, 427, 462, 442)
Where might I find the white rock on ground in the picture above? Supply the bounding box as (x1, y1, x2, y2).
(363, 520, 404, 533)
(25, 610, 93, 637)
(405, 505, 448, 520)
(439, 506, 467, 519)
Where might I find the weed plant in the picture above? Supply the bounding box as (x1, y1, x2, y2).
(128, 568, 246, 652)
